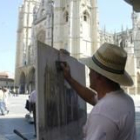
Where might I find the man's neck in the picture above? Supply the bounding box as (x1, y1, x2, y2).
(97, 83, 120, 100)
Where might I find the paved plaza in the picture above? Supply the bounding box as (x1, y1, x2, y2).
(0, 94, 140, 140)
(0, 95, 35, 140)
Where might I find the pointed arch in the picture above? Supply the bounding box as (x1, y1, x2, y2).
(82, 10, 90, 39)
(64, 11, 69, 22)
(37, 30, 46, 43)
(28, 67, 35, 84)
(83, 10, 90, 23)
(28, 67, 36, 92)
(19, 72, 26, 94)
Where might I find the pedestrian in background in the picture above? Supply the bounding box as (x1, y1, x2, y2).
(61, 43, 136, 140)
(29, 89, 37, 137)
(0, 87, 9, 115)
(2, 88, 9, 113)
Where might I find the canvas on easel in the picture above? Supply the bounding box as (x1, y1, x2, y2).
(36, 41, 87, 140)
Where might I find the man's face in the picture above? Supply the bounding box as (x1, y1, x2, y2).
(89, 68, 97, 90)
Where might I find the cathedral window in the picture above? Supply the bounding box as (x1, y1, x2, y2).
(84, 15, 87, 21)
(41, 9, 45, 16)
(83, 11, 89, 22)
(83, 11, 90, 39)
(65, 11, 69, 22)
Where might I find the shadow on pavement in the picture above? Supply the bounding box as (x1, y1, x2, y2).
(0, 117, 35, 140)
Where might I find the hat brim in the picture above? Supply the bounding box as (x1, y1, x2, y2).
(80, 57, 133, 86)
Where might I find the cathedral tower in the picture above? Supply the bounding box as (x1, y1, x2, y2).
(32, 0, 99, 58)
(15, 0, 40, 91)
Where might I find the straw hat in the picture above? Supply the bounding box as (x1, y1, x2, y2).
(80, 43, 133, 86)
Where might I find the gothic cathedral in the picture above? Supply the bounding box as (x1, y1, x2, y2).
(15, 0, 140, 94)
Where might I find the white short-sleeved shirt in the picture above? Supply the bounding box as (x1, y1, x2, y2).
(0, 90, 4, 100)
(83, 89, 136, 140)
(29, 90, 37, 103)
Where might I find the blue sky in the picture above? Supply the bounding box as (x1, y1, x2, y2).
(0, 0, 133, 73)
(0, 0, 22, 73)
(98, 0, 132, 32)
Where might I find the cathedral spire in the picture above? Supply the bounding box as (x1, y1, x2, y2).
(121, 25, 124, 32)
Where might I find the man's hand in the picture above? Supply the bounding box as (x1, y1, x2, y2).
(61, 62, 71, 81)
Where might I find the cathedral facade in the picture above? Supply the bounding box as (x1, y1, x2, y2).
(15, 0, 140, 94)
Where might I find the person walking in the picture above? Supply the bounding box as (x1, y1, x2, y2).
(0, 87, 8, 115)
(2, 88, 9, 113)
(61, 43, 136, 140)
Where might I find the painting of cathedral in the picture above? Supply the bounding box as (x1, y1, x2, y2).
(15, 0, 140, 94)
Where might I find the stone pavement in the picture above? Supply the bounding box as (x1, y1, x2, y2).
(0, 95, 36, 140)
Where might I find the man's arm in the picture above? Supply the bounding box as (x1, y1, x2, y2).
(61, 63, 97, 105)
